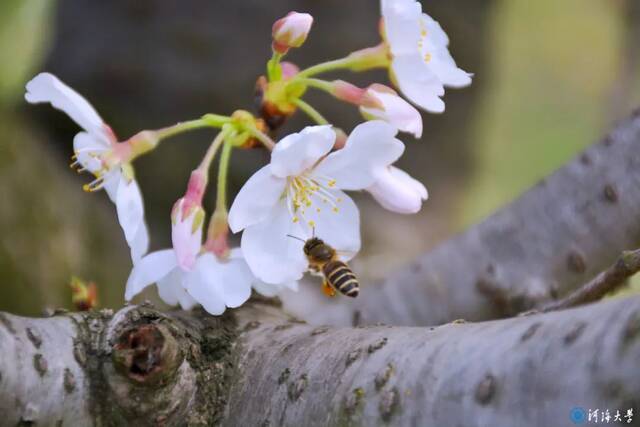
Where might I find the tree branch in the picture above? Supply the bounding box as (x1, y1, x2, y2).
(539, 248, 640, 312)
(348, 109, 640, 326)
(1, 296, 640, 425)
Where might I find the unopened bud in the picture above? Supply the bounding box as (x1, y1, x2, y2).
(272, 12, 313, 54)
(185, 169, 207, 205)
(332, 81, 370, 106)
(204, 210, 230, 259)
(360, 84, 423, 138)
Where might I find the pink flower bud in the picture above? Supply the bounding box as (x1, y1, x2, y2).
(171, 170, 207, 270)
(332, 80, 369, 106)
(360, 84, 423, 138)
(204, 210, 230, 259)
(272, 12, 313, 53)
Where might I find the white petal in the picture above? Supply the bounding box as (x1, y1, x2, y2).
(228, 165, 287, 233)
(421, 13, 449, 47)
(270, 125, 335, 178)
(426, 48, 472, 88)
(367, 166, 428, 214)
(25, 73, 109, 139)
(215, 252, 253, 308)
(156, 268, 184, 306)
(360, 90, 423, 138)
(241, 203, 308, 285)
(418, 16, 471, 88)
(177, 286, 198, 310)
(130, 223, 150, 264)
(392, 56, 445, 113)
(229, 248, 297, 297)
(116, 177, 145, 247)
(156, 269, 198, 310)
(171, 201, 203, 271)
(298, 190, 361, 260)
(125, 249, 177, 301)
(102, 170, 121, 202)
(185, 254, 227, 315)
(314, 121, 405, 190)
(73, 132, 109, 173)
(381, 0, 423, 55)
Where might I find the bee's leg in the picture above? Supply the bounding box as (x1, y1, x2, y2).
(322, 280, 337, 297)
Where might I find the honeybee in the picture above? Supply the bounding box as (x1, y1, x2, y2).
(289, 235, 360, 298)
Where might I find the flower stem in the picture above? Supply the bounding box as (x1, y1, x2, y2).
(297, 57, 355, 78)
(245, 126, 276, 150)
(267, 51, 284, 81)
(216, 141, 233, 212)
(155, 118, 221, 141)
(297, 78, 335, 94)
(201, 113, 233, 127)
(293, 98, 329, 125)
(197, 130, 227, 174)
(203, 135, 235, 257)
(296, 44, 390, 78)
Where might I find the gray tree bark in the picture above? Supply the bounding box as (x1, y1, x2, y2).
(1, 296, 639, 426)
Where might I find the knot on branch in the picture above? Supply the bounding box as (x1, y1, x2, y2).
(99, 307, 198, 425)
(112, 323, 180, 385)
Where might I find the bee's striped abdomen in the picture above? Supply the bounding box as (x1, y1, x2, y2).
(323, 260, 359, 298)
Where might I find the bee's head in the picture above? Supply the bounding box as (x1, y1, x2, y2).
(303, 237, 324, 256)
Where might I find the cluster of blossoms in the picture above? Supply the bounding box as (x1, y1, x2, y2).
(25, 0, 470, 315)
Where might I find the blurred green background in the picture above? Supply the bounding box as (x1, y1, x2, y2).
(0, 0, 638, 316)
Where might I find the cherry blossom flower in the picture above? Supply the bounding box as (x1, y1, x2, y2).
(368, 166, 428, 214)
(333, 81, 423, 138)
(380, 0, 471, 113)
(25, 72, 149, 262)
(272, 12, 314, 53)
(228, 121, 405, 285)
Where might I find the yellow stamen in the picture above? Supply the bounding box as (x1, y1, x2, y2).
(286, 173, 342, 231)
(83, 177, 104, 193)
